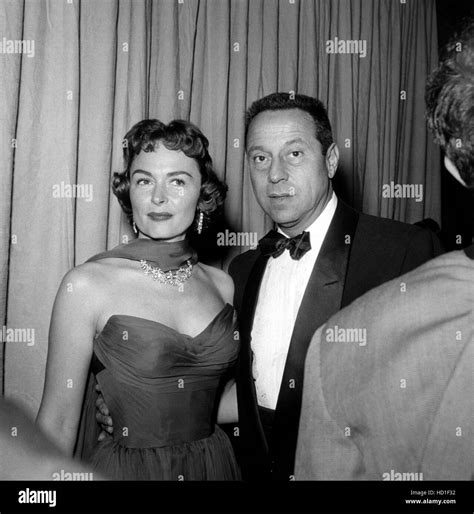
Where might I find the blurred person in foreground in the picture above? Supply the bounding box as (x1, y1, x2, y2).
(0, 398, 102, 480)
(295, 17, 474, 480)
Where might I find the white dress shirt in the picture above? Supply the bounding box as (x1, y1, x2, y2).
(251, 193, 338, 409)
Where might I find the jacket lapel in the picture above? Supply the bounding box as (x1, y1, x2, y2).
(270, 201, 359, 479)
(236, 251, 271, 457)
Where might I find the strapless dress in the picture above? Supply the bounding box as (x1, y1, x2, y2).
(74, 303, 241, 480)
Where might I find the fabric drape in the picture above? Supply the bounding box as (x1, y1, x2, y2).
(0, 0, 439, 412)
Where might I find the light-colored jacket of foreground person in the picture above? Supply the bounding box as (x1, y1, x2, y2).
(295, 247, 473, 480)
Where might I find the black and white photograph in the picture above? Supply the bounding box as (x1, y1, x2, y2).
(0, 0, 473, 512)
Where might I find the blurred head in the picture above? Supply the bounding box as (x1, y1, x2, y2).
(425, 17, 474, 190)
(245, 93, 339, 236)
(113, 119, 226, 240)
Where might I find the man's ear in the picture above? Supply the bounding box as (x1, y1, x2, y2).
(326, 143, 339, 179)
(444, 156, 467, 187)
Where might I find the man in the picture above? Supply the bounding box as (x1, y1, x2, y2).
(228, 92, 443, 481)
(295, 18, 473, 480)
(95, 93, 442, 481)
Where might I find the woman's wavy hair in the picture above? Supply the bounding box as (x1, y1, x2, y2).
(112, 119, 227, 232)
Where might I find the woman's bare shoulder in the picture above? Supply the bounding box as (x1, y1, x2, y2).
(57, 260, 117, 299)
(62, 260, 103, 283)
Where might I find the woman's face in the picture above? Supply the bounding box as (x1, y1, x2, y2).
(129, 143, 202, 241)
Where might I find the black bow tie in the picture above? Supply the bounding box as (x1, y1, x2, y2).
(259, 229, 311, 260)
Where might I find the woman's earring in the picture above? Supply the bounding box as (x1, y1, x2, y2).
(197, 211, 204, 235)
(132, 221, 138, 234)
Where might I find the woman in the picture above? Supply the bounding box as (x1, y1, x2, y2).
(36, 119, 240, 480)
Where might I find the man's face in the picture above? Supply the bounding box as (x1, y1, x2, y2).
(246, 108, 338, 237)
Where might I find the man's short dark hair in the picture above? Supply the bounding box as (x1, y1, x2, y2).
(112, 119, 226, 231)
(245, 92, 334, 156)
(425, 17, 474, 189)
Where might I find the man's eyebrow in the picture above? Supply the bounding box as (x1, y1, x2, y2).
(247, 145, 267, 154)
(247, 138, 308, 153)
(283, 138, 307, 147)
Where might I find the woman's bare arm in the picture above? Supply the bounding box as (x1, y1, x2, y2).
(36, 265, 100, 456)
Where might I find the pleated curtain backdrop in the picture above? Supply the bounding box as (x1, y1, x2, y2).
(0, 0, 439, 412)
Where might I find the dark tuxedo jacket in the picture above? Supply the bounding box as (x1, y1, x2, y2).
(227, 200, 443, 481)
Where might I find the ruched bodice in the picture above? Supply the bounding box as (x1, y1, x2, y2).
(76, 304, 241, 480)
(93, 304, 238, 448)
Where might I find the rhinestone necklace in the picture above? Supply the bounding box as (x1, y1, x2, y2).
(140, 259, 193, 286)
